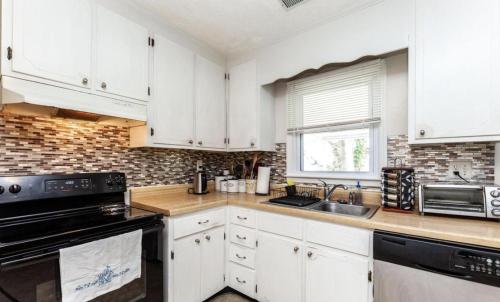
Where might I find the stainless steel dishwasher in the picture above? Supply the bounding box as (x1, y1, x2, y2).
(374, 231, 500, 302)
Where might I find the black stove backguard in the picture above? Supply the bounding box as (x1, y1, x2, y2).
(0, 173, 164, 302)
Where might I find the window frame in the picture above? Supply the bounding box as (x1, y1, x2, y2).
(286, 60, 387, 185)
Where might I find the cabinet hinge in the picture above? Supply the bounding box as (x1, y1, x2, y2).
(148, 37, 155, 47)
(224, 232, 226, 240)
(7, 47, 12, 60)
(224, 138, 227, 144)
(255, 285, 258, 293)
(148, 87, 151, 96)
(223, 274, 226, 282)
(171, 251, 174, 260)
(256, 240, 258, 247)
(150, 128, 155, 136)
(368, 270, 372, 282)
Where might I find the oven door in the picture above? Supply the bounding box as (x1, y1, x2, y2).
(420, 185, 486, 217)
(0, 224, 163, 302)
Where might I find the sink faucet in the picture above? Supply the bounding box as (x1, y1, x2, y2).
(318, 180, 349, 201)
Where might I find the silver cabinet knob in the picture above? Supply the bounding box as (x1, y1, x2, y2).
(419, 129, 425, 136)
(198, 141, 203, 146)
(307, 251, 313, 258)
(205, 235, 211, 241)
(188, 140, 194, 144)
(82, 77, 88, 85)
(250, 142, 255, 147)
(101, 82, 107, 89)
(293, 246, 299, 253)
(195, 239, 200, 244)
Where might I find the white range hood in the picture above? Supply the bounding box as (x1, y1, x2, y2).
(1, 76, 147, 123)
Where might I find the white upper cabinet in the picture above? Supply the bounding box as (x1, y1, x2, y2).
(228, 59, 275, 151)
(149, 34, 195, 146)
(195, 55, 226, 150)
(410, 0, 500, 143)
(95, 4, 150, 101)
(228, 60, 258, 150)
(9, 0, 92, 88)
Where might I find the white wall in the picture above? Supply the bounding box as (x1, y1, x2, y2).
(96, 0, 225, 66)
(228, 0, 411, 86)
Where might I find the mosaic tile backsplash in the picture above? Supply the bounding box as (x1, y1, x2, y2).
(0, 112, 286, 187)
(387, 135, 495, 183)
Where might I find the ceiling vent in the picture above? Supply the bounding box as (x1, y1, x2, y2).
(280, 0, 306, 9)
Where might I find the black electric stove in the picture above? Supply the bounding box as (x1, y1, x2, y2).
(0, 173, 163, 302)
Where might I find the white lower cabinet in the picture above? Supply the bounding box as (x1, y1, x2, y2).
(168, 208, 226, 302)
(305, 246, 370, 302)
(256, 232, 302, 302)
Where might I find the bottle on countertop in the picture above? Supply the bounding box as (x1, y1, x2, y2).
(355, 181, 362, 205)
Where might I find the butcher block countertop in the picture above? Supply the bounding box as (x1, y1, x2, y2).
(131, 184, 500, 249)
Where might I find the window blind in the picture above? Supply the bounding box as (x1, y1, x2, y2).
(287, 59, 385, 134)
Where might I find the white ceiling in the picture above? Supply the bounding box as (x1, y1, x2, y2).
(131, 0, 381, 56)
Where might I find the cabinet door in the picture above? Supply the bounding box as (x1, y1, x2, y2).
(256, 232, 302, 302)
(305, 247, 370, 302)
(201, 227, 226, 300)
(172, 234, 201, 302)
(150, 35, 195, 146)
(413, 0, 500, 141)
(228, 60, 258, 150)
(195, 55, 226, 150)
(95, 5, 149, 101)
(11, 0, 91, 88)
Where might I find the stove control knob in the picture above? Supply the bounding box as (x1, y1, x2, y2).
(0, 186, 4, 194)
(9, 184, 21, 194)
(491, 200, 500, 207)
(491, 190, 500, 198)
(105, 177, 114, 186)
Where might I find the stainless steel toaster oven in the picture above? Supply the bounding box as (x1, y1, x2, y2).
(419, 183, 500, 220)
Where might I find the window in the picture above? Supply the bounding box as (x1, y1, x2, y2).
(287, 60, 386, 181)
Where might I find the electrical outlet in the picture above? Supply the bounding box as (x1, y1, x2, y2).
(196, 160, 203, 172)
(448, 160, 473, 180)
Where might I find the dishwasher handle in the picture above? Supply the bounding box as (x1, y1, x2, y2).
(414, 263, 473, 280)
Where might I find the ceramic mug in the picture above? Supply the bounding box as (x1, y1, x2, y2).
(215, 176, 226, 191)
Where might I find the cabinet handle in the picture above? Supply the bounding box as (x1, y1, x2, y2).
(235, 253, 247, 260)
(250, 142, 255, 147)
(236, 234, 247, 240)
(307, 251, 313, 258)
(198, 220, 209, 225)
(101, 82, 107, 89)
(237, 216, 247, 220)
(198, 141, 203, 146)
(188, 140, 194, 144)
(205, 235, 211, 241)
(294, 246, 299, 253)
(419, 129, 426, 136)
(82, 77, 88, 85)
(236, 277, 246, 284)
(195, 239, 201, 244)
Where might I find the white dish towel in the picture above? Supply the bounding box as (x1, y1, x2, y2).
(59, 229, 142, 302)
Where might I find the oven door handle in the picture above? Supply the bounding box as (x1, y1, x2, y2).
(0, 251, 59, 272)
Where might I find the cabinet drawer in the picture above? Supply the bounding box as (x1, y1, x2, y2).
(229, 207, 256, 228)
(173, 207, 226, 239)
(229, 244, 256, 269)
(256, 211, 303, 239)
(229, 262, 255, 298)
(230, 225, 256, 249)
(305, 220, 371, 256)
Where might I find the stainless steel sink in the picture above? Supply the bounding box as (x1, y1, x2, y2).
(307, 201, 379, 219)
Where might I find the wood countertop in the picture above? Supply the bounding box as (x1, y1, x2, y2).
(131, 185, 500, 249)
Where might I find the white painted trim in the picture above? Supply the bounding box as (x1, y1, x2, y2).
(496, 143, 500, 185)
